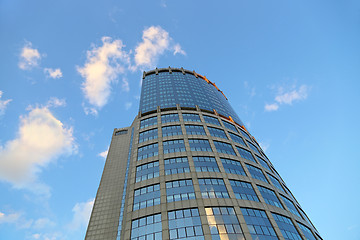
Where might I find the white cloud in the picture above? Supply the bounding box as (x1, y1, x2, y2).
(33, 218, 55, 229)
(0, 211, 20, 224)
(77, 36, 130, 110)
(121, 78, 130, 92)
(44, 68, 63, 79)
(98, 148, 108, 159)
(264, 103, 279, 112)
(68, 199, 94, 231)
(125, 102, 132, 110)
(0, 105, 76, 195)
(46, 97, 66, 108)
(19, 42, 41, 70)
(259, 142, 270, 152)
(134, 26, 185, 68)
(0, 90, 12, 115)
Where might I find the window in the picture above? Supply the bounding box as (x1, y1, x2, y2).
(298, 222, 317, 240)
(214, 141, 236, 155)
(115, 129, 127, 135)
(257, 156, 271, 171)
(281, 195, 301, 218)
(257, 185, 283, 209)
(166, 179, 195, 202)
(193, 156, 219, 172)
(163, 139, 186, 154)
(137, 143, 158, 161)
(208, 127, 228, 139)
(272, 213, 302, 240)
(229, 132, 246, 146)
(238, 128, 251, 141)
(131, 213, 162, 240)
(182, 113, 201, 122)
(236, 147, 256, 163)
(135, 161, 159, 182)
(161, 113, 179, 123)
(189, 139, 212, 152)
(140, 116, 157, 129)
(241, 208, 278, 240)
(168, 208, 204, 240)
(247, 140, 262, 155)
(139, 128, 158, 143)
(268, 174, 285, 192)
(164, 157, 190, 175)
(205, 207, 244, 240)
(222, 121, 237, 132)
(199, 178, 229, 198)
(162, 125, 182, 137)
(221, 158, 246, 176)
(185, 125, 206, 135)
(229, 180, 259, 202)
(133, 184, 160, 210)
(203, 115, 221, 126)
(246, 164, 268, 183)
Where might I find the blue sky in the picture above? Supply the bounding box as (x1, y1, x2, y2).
(1, 0, 359, 239)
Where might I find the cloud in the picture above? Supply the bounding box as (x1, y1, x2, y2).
(77, 37, 130, 110)
(44, 68, 63, 79)
(0, 211, 20, 224)
(134, 26, 185, 68)
(121, 78, 130, 92)
(19, 42, 41, 70)
(46, 97, 66, 108)
(265, 84, 310, 112)
(68, 199, 94, 231)
(33, 218, 55, 229)
(98, 148, 108, 159)
(0, 211, 33, 229)
(125, 102, 132, 110)
(0, 104, 76, 195)
(0, 90, 12, 116)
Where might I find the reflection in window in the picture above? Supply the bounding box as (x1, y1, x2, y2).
(163, 139, 186, 154)
(257, 185, 283, 209)
(241, 208, 278, 240)
(135, 161, 159, 182)
(185, 125, 206, 135)
(281, 195, 301, 218)
(189, 139, 212, 152)
(246, 164, 268, 183)
(139, 128, 158, 143)
(229, 180, 259, 201)
(229, 132, 246, 146)
(236, 147, 256, 163)
(137, 143, 158, 161)
(205, 207, 244, 240)
(272, 213, 302, 240)
(221, 158, 247, 176)
(208, 127, 228, 139)
(213, 141, 236, 155)
(162, 125, 182, 137)
(203, 115, 221, 126)
(239, 128, 251, 141)
(131, 213, 162, 240)
(133, 184, 160, 210)
(298, 222, 317, 240)
(140, 116, 157, 129)
(193, 156, 219, 172)
(182, 113, 201, 122)
(247, 140, 262, 155)
(161, 113, 179, 123)
(268, 174, 285, 192)
(164, 157, 190, 175)
(257, 156, 271, 171)
(199, 178, 229, 198)
(166, 179, 195, 202)
(222, 121, 237, 132)
(168, 208, 204, 240)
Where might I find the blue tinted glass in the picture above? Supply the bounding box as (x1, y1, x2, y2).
(281, 195, 301, 218)
(193, 156, 219, 172)
(199, 178, 229, 198)
(268, 174, 285, 192)
(298, 222, 317, 240)
(161, 113, 179, 123)
(246, 164, 268, 183)
(189, 139, 212, 152)
(139, 128, 158, 143)
(162, 125, 183, 137)
(168, 208, 204, 240)
(257, 156, 271, 171)
(166, 179, 195, 202)
(213, 141, 236, 155)
(185, 125, 206, 135)
(136, 161, 159, 182)
(221, 158, 246, 176)
(236, 147, 256, 162)
(131, 213, 162, 240)
(164, 157, 190, 175)
(163, 139, 186, 154)
(272, 213, 302, 240)
(247, 140, 262, 155)
(229, 132, 246, 146)
(182, 113, 201, 122)
(208, 127, 228, 139)
(133, 184, 161, 210)
(203, 115, 221, 126)
(137, 143, 158, 161)
(257, 185, 283, 209)
(222, 121, 237, 132)
(229, 180, 259, 202)
(140, 116, 157, 129)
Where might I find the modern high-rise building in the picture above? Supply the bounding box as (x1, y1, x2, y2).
(85, 67, 321, 240)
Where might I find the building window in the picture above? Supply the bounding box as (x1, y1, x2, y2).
(140, 116, 157, 129)
(139, 128, 158, 143)
(166, 179, 195, 202)
(241, 208, 278, 240)
(205, 207, 244, 240)
(221, 158, 246, 176)
(185, 125, 206, 135)
(168, 208, 204, 240)
(281, 195, 301, 218)
(257, 156, 271, 171)
(236, 147, 256, 163)
(229, 180, 259, 202)
(298, 222, 317, 240)
(208, 126, 228, 139)
(246, 164, 268, 183)
(182, 113, 201, 122)
(133, 184, 160, 210)
(162, 125, 183, 137)
(131, 213, 162, 240)
(193, 156, 220, 172)
(222, 121, 237, 132)
(238, 128, 251, 141)
(189, 139, 212, 152)
(135, 161, 159, 182)
(247, 140, 262, 155)
(257, 185, 284, 209)
(199, 178, 230, 198)
(164, 157, 190, 175)
(137, 143, 158, 161)
(267, 174, 285, 192)
(161, 113, 179, 123)
(163, 139, 186, 154)
(203, 115, 221, 126)
(272, 213, 302, 240)
(213, 141, 236, 155)
(229, 132, 246, 146)
(115, 129, 127, 135)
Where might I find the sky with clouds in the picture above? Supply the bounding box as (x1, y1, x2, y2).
(1, 1, 359, 239)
